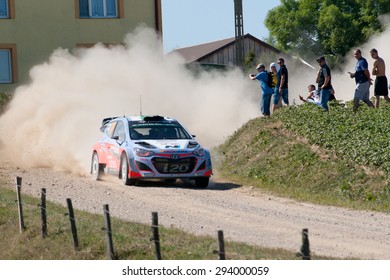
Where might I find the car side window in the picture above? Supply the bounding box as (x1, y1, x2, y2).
(112, 121, 126, 142)
(105, 121, 116, 138)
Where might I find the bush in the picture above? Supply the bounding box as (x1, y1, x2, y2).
(0, 92, 11, 113)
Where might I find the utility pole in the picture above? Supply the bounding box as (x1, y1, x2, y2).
(234, 0, 245, 70)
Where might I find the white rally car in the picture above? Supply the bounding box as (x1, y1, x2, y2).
(91, 115, 212, 188)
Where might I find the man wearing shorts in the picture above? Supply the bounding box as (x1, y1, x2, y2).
(370, 48, 390, 108)
(349, 49, 374, 112)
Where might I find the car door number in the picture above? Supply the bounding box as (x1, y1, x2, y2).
(163, 163, 189, 173)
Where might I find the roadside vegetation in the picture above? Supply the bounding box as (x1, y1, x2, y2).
(0, 92, 11, 114)
(217, 101, 390, 212)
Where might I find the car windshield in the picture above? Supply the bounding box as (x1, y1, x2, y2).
(129, 124, 192, 140)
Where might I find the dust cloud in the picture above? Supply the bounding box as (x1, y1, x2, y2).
(0, 27, 259, 175)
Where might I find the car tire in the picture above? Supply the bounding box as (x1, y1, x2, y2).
(91, 152, 104, 180)
(195, 177, 209, 188)
(120, 154, 136, 186)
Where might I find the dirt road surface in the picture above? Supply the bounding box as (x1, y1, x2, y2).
(2, 160, 390, 259)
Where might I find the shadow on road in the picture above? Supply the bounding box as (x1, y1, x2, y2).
(131, 178, 241, 191)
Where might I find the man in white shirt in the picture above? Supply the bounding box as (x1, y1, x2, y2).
(299, 84, 320, 105)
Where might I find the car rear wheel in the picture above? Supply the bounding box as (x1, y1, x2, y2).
(195, 177, 209, 188)
(91, 152, 103, 180)
(120, 154, 136, 186)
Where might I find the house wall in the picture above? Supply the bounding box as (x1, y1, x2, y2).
(0, 0, 161, 92)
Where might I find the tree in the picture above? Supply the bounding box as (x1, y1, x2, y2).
(265, 0, 390, 61)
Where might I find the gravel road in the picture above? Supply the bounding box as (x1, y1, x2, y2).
(2, 160, 390, 260)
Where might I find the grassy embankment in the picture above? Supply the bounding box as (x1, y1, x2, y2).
(218, 101, 390, 212)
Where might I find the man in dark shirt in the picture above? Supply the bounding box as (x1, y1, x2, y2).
(273, 58, 288, 111)
(315, 56, 332, 111)
(349, 49, 374, 112)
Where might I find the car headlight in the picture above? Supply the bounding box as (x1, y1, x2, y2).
(193, 147, 205, 156)
(187, 141, 199, 149)
(135, 148, 155, 157)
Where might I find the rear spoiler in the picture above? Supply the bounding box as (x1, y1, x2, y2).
(100, 117, 118, 132)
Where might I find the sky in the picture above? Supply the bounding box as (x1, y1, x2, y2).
(161, 0, 281, 52)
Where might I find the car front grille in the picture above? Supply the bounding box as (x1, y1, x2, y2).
(152, 157, 197, 174)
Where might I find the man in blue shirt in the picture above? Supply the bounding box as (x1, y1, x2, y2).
(249, 64, 274, 116)
(349, 49, 374, 112)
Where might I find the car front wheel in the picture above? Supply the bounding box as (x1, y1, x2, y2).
(195, 177, 209, 188)
(120, 154, 136, 186)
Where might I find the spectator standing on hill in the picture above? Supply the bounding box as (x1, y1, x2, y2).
(249, 64, 274, 117)
(370, 48, 390, 108)
(315, 56, 333, 111)
(269, 62, 282, 111)
(349, 49, 374, 112)
(273, 58, 289, 110)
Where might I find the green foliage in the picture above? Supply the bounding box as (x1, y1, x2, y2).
(276, 102, 390, 173)
(265, 0, 389, 60)
(244, 50, 256, 71)
(0, 92, 10, 105)
(0, 92, 11, 113)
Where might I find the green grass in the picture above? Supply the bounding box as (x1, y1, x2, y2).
(1, 186, 330, 260)
(217, 102, 390, 212)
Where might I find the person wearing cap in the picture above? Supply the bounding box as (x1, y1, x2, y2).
(249, 63, 274, 116)
(274, 58, 289, 110)
(315, 56, 333, 111)
(348, 49, 374, 112)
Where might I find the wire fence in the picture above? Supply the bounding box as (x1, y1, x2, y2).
(9, 176, 311, 260)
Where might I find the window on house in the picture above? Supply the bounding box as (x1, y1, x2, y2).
(0, 49, 12, 83)
(79, 0, 118, 18)
(0, 0, 9, 18)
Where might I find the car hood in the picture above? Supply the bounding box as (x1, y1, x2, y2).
(134, 139, 197, 150)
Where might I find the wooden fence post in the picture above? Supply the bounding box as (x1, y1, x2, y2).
(103, 204, 115, 260)
(15, 176, 25, 233)
(151, 212, 162, 260)
(66, 198, 79, 251)
(217, 230, 226, 260)
(300, 228, 311, 260)
(40, 188, 47, 238)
